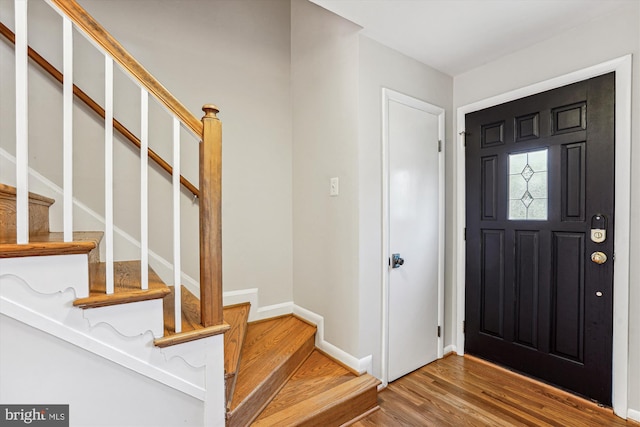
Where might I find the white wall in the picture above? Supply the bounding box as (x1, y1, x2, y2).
(291, 0, 361, 356)
(0, 315, 204, 426)
(0, 0, 294, 305)
(453, 2, 640, 416)
(357, 36, 453, 377)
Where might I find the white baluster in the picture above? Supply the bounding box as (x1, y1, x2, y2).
(140, 90, 149, 290)
(63, 16, 73, 242)
(173, 117, 182, 333)
(105, 57, 114, 294)
(15, 0, 29, 244)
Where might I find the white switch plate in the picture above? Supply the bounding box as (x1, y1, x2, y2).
(330, 177, 339, 196)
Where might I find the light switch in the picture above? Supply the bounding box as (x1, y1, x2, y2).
(330, 177, 339, 196)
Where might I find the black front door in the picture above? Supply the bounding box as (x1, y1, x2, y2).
(464, 73, 615, 405)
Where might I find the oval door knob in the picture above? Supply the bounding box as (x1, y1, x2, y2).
(591, 251, 607, 265)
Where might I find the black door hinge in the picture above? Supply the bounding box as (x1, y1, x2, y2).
(437, 325, 441, 338)
(464, 228, 467, 240)
(438, 140, 442, 153)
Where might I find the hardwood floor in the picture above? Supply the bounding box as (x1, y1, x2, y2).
(353, 355, 639, 427)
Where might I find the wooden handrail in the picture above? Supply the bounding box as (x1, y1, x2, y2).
(49, 0, 203, 138)
(199, 105, 223, 327)
(0, 21, 199, 198)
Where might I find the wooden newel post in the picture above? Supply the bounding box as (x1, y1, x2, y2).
(200, 104, 223, 327)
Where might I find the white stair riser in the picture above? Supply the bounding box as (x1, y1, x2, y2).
(0, 254, 89, 298)
(83, 299, 164, 338)
(0, 269, 208, 397)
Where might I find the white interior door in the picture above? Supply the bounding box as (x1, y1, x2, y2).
(386, 92, 444, 382)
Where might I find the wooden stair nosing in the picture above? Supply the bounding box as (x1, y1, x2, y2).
(251, 374, 380, 427)
(227, 317, 316, 427)
(154, 322, 230, 347)
(227, 336, 315, 427)
(256, 350, 358, 420)
(223, 302, 251, 411)
(0, 231, 102, 258)
(0, 183, 56, 206)
(155, 285, 230, 348)
(73, 260, 170, 309)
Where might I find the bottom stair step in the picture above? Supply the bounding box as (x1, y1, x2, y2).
(227, 315, 316, 427)
(253, 350, 380, 426)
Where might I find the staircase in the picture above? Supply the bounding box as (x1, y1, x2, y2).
(223, 307, 380, 426)
(2, 1, 380, 423)
(1, 185, 380, 425)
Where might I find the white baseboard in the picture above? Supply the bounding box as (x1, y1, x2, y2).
(628, 408, 640, 423)
(221, 289, 373, 376)
(222, 288, 293, 322)
(293, 304, 372, 375)
(444, 344, 457, 356)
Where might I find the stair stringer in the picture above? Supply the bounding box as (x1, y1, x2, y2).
(0, 263, 220, 402)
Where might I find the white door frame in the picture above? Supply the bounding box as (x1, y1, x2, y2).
(454, 55, 632, 418)
(381, 88, 445, 387)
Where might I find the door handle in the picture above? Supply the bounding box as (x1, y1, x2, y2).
(591, 251, 607, 265)
(391, 253, 404, 269)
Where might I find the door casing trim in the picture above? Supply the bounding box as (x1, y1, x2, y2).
(381, 88, 445, 387)
(454, 55, 632, 418)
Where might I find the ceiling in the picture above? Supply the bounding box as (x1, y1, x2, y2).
(310, 0, 634, 76)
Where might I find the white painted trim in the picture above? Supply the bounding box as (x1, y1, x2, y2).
(140, 90, 149, 290)
(223, 288, 258, 306)
(202, 334, 226, 427)
(104, 57, 114, 295)
(0, 254, 89, 299)
(454, 55, 632, 418)
(0, 148, 201, 300)
(83, 299, 164, 338)
(62, 16, 73, 242)
(628, 409, 640, 423)
(381, 88, 446, 386)
(443, 344, 457, 356)
(0, 298, 206, 401)
(222, 289, 292, 322)
(172, 118, 182, 333)
(293, 305, 372, 375)
(256, 301, 293, 320)
(15, 0, 28, 244)
(220, 290, 373, 375)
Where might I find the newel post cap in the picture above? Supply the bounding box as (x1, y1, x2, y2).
(202, 104, 220, 119)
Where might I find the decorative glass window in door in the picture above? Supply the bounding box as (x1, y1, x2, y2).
(508, 149, 548, 220)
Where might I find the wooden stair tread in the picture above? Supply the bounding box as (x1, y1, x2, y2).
(253, 372, 380, 426)
(223, 302, 251, 410)
(73, 260, 170, 308)
(0, 231, 103, 258)
(154, 285, 229, 348)
(0, 183, 55, 239)
(256, 350, 358, 420)
(228, 315, 316, 426)
(0, 183, 56, 206)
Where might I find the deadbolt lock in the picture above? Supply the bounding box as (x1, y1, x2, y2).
(590, 214, 607, 243)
